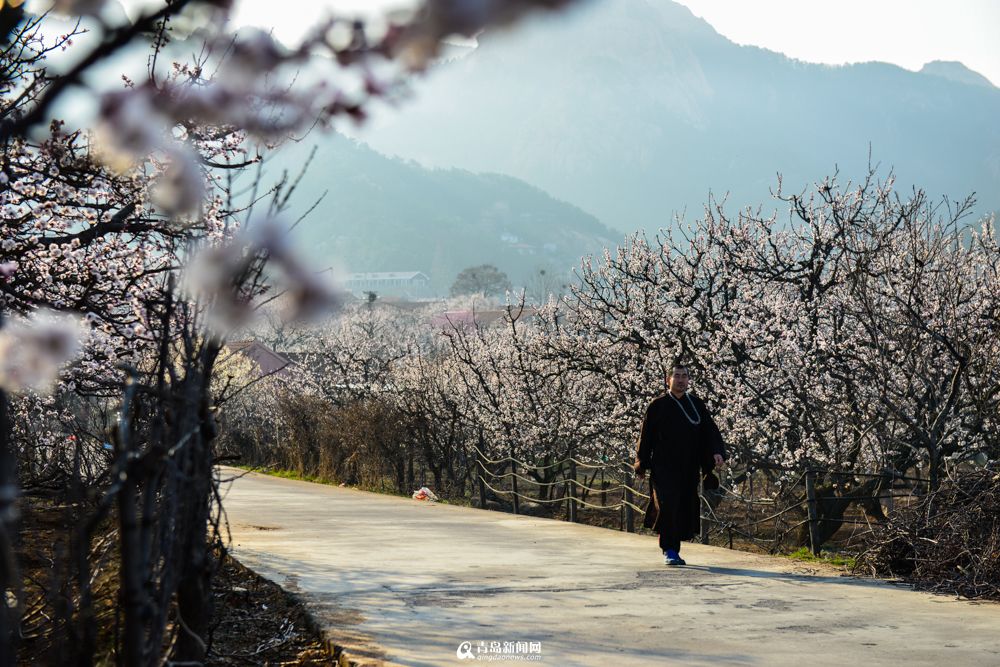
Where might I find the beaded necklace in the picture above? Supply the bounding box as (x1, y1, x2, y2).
(669, 392, 701, 425)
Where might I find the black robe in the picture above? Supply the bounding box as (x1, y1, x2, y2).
(633, 392, 726, 539)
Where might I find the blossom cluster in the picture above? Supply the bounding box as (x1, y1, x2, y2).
(241, 173, 999, 502)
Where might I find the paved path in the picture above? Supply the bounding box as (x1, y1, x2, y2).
(220, 469, 1000, 666)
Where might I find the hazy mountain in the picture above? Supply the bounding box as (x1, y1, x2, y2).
(919, 61, 996, 88)
(267, 134, 618, 293)
(355, 0, 1000, 232)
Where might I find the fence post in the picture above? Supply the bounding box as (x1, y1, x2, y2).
(624, 467, 635, 533)
(510, 450, 519, 515)
(805, 469, 821, 556)
(477, 440, 487, 510)
(699, 479, 709, 545)
(566, 459, 577, 522)
(619, 481, 624, 531)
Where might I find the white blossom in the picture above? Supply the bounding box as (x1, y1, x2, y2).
(0, 310, 88, 394)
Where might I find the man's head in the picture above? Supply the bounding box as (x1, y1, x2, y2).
(667, 363, 689, 397)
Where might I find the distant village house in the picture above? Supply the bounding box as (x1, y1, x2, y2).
(344, 271, 431, 299)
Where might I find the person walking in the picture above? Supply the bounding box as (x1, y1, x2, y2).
(634, 362, 726, 565)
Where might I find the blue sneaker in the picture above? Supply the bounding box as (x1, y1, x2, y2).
(663, 550, 686, 566)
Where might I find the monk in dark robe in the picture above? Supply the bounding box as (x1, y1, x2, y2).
(633, 363, 726, 566)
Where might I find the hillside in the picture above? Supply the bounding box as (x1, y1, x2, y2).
(355, 0, 1000, 232)
(266, 134, 618, 293)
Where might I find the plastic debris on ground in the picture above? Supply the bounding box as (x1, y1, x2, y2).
(411, 487, 438, 502)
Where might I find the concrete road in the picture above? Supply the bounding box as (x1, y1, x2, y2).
(219, 468, 1000, 667)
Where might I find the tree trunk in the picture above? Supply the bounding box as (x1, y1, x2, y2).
(796, 476, 885, 548)
(406, 441, 415, 492)
(118, 463, 146, 666)
(0, 388, 18, 665)
(170, 352, 219, 664)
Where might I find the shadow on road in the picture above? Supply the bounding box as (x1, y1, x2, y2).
(679, 564, 899, 591)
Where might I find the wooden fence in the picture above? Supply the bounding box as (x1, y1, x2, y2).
(471, 445, 928, 555)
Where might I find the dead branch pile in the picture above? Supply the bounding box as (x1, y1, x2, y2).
(854, 470, 1000, 600)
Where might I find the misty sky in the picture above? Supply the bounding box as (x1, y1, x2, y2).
(219, 0, 1000, 86)
(680, 0, 1000, 86)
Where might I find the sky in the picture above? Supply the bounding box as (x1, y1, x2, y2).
(214, 0, 1000, 87)
(678, 0, 1000, 86)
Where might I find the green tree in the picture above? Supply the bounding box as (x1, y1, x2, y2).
(450, 264, 512, 298)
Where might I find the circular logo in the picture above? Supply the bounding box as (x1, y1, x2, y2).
(456, 641, 475, 660)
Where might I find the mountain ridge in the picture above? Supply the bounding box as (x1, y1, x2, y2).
(266, 134, 619, 293)
(355, 0, 1000, 232)
(919, 60, 996, 89)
